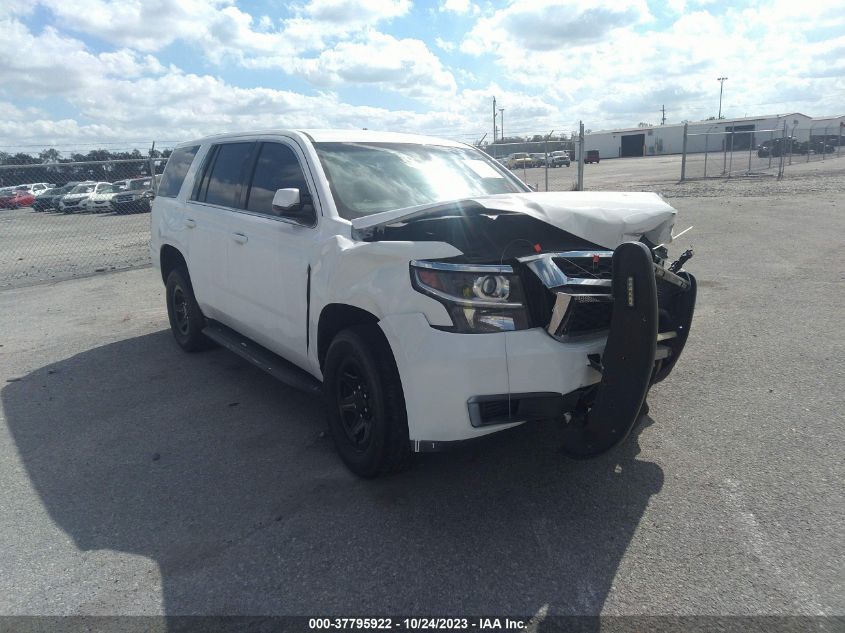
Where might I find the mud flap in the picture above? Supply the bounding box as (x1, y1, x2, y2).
(560, 241, 658, 458)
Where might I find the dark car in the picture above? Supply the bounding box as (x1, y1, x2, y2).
(585, 150, 600, 164)
(33, 184, 77, 211)
(111, 177, 154, 214)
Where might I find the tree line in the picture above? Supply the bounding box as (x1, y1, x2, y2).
(0, 148, 173, 188)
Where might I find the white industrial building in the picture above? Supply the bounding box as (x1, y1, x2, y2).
(581, 112, 844, 159)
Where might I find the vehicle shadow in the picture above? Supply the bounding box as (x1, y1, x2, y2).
(3, 330, 663, 620)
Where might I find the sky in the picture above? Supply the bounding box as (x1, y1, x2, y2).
(0, 0, 843, 151)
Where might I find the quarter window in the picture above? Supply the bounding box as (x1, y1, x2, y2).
(157, 145, 199, 198)
(245, 142, 310, 216)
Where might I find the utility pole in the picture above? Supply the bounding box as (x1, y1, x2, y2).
(717, 77, 728, 119)
(492, 97, 497, 142)
(661, 105, 666, 125)
(499, 108, 505, 141)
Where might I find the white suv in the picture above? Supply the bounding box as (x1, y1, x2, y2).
(151, 130, 697, 477)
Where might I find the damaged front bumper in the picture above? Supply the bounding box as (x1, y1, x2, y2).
(380, 242, 696, 454)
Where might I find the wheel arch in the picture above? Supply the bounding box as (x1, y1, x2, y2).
(159, 244, 188, 286)
(317, 303, 381, 371)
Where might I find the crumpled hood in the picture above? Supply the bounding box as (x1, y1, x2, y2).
(352, 191, 678, 250)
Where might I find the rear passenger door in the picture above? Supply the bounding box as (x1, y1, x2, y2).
(224, 139, 318, 368)
(185, 141, 255, 321)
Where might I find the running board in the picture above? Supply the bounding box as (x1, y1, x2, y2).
(202, 320, 322, 396)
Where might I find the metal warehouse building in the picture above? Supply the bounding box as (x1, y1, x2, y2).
(583, 113, 822, 158)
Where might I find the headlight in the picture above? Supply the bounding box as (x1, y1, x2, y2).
(410, 261, 531, 333)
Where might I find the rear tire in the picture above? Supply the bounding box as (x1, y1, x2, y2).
(323, 325, 410, 478)
(165, 267, 214, 352)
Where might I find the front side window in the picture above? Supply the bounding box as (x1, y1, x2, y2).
(244, 142, 310, 216)
(196, 142, 253, 208)
(157, 145, 200, 198)
(314, 142, 526, 220)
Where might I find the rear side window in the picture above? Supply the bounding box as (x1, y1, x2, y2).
(157, 145, 199, 198)
(195, 142, 254, 208)
(245, 142, 310, 215)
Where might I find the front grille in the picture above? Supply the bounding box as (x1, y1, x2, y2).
(519, 251, 615, 337)
(553, 255, 612, 279)
(562, 295, 613, 336)
(115, 195, 133, 203)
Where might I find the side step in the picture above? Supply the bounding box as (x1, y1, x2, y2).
(202, 320, 322, 396)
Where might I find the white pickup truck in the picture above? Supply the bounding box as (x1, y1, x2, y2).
(151, 130, 696, 477)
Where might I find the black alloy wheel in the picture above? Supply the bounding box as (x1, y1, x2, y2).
(335, 357, 374, 450)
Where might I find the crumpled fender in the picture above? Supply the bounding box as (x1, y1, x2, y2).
(308, 235, 463, 368)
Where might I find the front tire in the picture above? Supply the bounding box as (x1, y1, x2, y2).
(165, 267, 214, 352)
(323, 326, 410, 478)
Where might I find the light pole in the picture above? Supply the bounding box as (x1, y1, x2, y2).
(492, 96, 497, 142)
(499, 108, 505, 141)
(717, 77, 728, 119)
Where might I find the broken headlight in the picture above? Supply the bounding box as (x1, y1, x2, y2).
(410, 261, 531, 333)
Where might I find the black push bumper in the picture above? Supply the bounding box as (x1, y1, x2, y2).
(559, 241, 696, 458)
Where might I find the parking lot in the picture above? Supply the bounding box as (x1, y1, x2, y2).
(0, 206, 150, 289)
(0, 155, 843, 621)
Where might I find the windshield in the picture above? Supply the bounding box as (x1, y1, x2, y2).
(128, 179, 151, 191)
(70, 184, 95, 194)
(313, 142, 526, 220)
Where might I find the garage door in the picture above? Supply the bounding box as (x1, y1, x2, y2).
(621, 134, 645, 157)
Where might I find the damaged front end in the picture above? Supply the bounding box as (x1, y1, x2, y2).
(360, 192, 697, 458)
(519, 243, 697, 457)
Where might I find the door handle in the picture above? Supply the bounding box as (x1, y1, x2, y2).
(184, 218, 197, 228)
(231, 232, 248, 244)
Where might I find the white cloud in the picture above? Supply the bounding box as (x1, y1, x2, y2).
(1, 0, 844, 148)
(439, 0, 479, 15)
(434, 37, 456, 52)
(37, 0, 411, 59)
(297, 32, 458, 101)
(461, 0, 651, 55)
(0, 18, 165, 95)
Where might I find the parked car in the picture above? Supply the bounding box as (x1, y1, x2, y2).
(151, 130, 697, 477)
(548, 151, 571, 167)
(15, 182, 54, 196)
(111, 177, 155, 214)
(58, 182, 107, 213)
(82, 183, 123, 213)
(40, 182, 82, 211)
(584, 150, 600, 164)
(0, 187, 36, 209)
(529, 153, 547, 167)
(506, 152, 535, 169)
(33, 186, 71, 211)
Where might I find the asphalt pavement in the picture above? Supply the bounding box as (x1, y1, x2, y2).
(0, 189, 842, 620)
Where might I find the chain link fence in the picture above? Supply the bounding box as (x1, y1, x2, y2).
(1, 131, 592, 289)
(0, 154, 168, 288)
(782, 124, 844, 167)
(679, 121, 844, 181)
(480, 123, 585, 192)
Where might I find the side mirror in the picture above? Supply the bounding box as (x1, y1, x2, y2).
(272, 187, 315, 225)
(272, 188, 301, 213)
